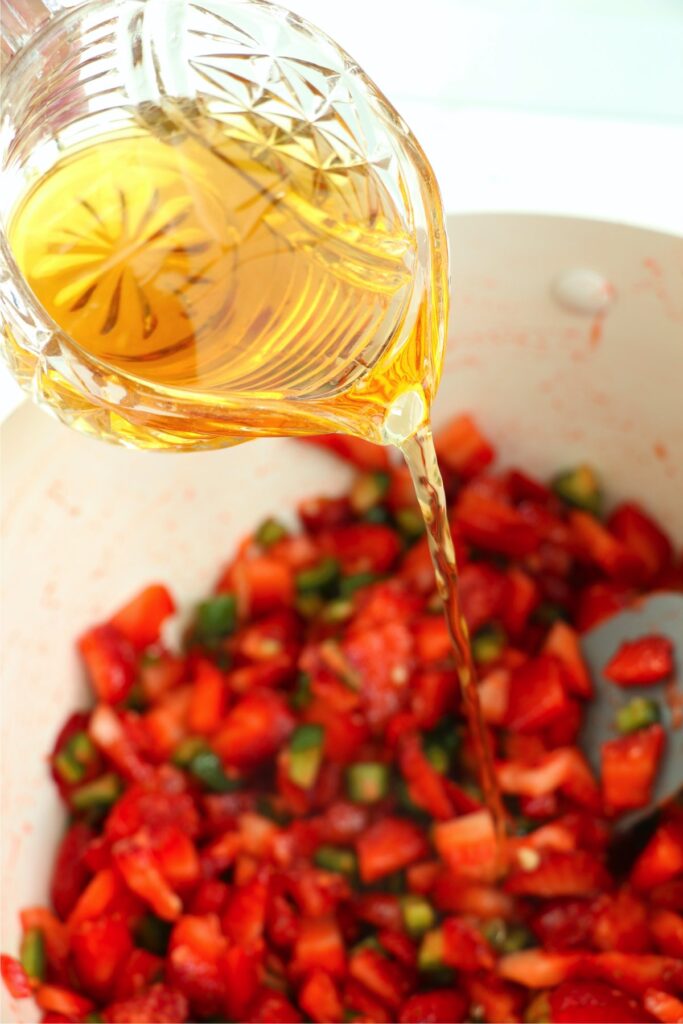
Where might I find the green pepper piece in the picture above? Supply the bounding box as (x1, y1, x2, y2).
(339, 572, 380, 599)
(346, 762, 390, 804)
(395, 507, 425, 542)
(350, 471, 390, 514)
(194, 593, 237, 646)
(288, 723, 325, 789)
(322, 599, 354, 624)
(54, 729, 98, 784)
(172, 736, 208, 767)
(314, 845, 357, 876)
(471, 624, 506, 665)
(296, 557, 340, 597)
(482, 918, 535, 954)
(54, 749, 87, 785)
(616, 696, 661, 735)
(552, 464, 602, 516)
(401, 894, 436, 937)
(256, 517, 289, 548)
(71, 773, 122, 811)
(189, 749, 240, 793)
(362, 506, 392, 525)
(423, 743, 450, 775)
(290, 672, 312, 711)
(70, 730, 97, 766)
(135, 912, 173, 955)
(20, 928, 45, 982)
(418, 927, 444, 972)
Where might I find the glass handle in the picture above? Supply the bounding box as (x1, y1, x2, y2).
(1, 0, 64, 64)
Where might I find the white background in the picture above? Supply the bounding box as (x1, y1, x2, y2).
(2, 0, 682, 418)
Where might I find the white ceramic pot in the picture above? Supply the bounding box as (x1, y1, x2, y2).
(2, 213, 682, 1022)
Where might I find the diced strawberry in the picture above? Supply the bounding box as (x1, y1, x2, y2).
(442, 916, 495, 971)
(221, 946, 260, 1022)
(104, 983, 188, 1023)
(222, 876, 268, 951)
(465, 974, 525, 1024)
(349, 947, 407, 1009)
(298, 496, 350, 533)
(532, 899, 597, 951)
(587, 952, 683, 997)
(71, 916, 133, 1001)
(1, 954, 32, 999)
(591, 888, 650, 953)
(113, 840, 181, 921)
(400, 989, 467, 1024)
(651, 909, 683, 958)
(631, 821, 683, 891)
(644, 987, 683, 1023)
(543, 621, 593, 698)
(505, 655, 571, 733)
(35, 985, 94, 1017)
(433, 872, 514, 919)
(498, 949, 582, 987)
(399, 733, 453, 820)
(357, 818, 429, 884)
(477, 669, 510, 725)
(410, 668, 459, 729)
(187, 660, 227, 735)
(50, 822, 93, 920)
(544, 697, 582, 747)
(601, 724, 666, 814)
(433, 810, 498, 881)
(604, 635, 674, 686)
(105, 766, 198, 841)
(110, 584, 175, 651)
(413, 616, 452, 663)
(570, 510, 642, 583)
(140, 652, 185, 701)
(301, 434, 390, 471)
(78, 624, 136, 704)
(608, 502, 673, 582)
(89, 704, 152, 782)
(457, 562, 508, 633)
(435, 414, 495, 478)
(323, 523, 401, 575)
(497, 747, 601, 811)
(299, 970, 343, 1023)
(549, 980, 646, 1023)
(455, 490, 539, 557)
(502, 567, 540, 636)
(113, 948, 164, 1000)
(343, 620, 413, 729)
(214, 689, 294, 769)
(292, 917, 346, 980)
(218, 556, 294, 617)
(577, 582, 635, 632)
(506, 850, 610, 898)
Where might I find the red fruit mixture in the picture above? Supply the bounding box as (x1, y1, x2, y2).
(3, 416, 682, 1024)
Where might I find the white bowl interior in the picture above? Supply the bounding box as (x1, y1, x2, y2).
(2, 213, 682, 1021)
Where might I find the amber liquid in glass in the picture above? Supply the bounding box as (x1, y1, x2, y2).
(8, 123, 505, 858)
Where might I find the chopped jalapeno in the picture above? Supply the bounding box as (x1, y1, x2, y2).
(395, 507, 425, 541)
(322, 598, 354, 624)
(418, 927, 444, 972)
(290, 672, 312, 711)
(296, 557, 340, 597)
(552, 464, 602, 516)
(70, 773, 122, 811)
(471, 624, 506, 664)
(194, 593, 237, 645)
(288, 723, 325, 789)
(401, 894, 436, 937)
(172, 736, 208, 767)
(482, 918, 535, 954)
(20, 928, 45, 983)
(350, 471, 390, 514)
(190, 749, 240, 793)
(339, 572, 381, 598)
(314, 845, 357, 876)
(362, 506, 392, 525)
(256, 516, 289, 548)
(616, 696, 661, 735)
(346, 762, 390, 804)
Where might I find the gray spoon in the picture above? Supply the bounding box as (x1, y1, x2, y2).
(580, 592, 683, 868)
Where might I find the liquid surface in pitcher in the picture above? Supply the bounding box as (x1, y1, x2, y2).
(9, 121, 439, 446)
(8, 118, 506, 865)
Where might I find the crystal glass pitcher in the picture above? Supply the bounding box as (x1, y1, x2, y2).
(1, 0, 448, 450)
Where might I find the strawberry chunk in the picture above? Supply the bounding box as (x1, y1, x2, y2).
(505, 655, 571, 733)
(601, 724, 666, 814)
(549, 980, 645, 1023)
(357, 818, 429, 884)
(506, 851, 610, 898)
(604, 635, 674, 686)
